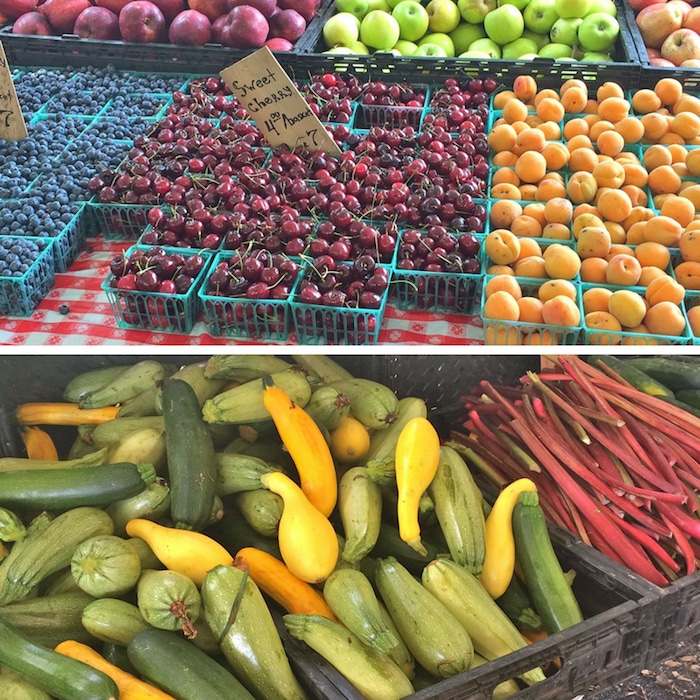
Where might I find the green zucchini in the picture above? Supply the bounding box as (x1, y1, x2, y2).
(512, 490, 584, 635)
(204, 354, 292, 381)
(284, 613, 415, 700)
(71, 535, 142, 598)
(0, 512, 54, 595)
(625, 356, 700, 391)
(588, 355, 674, 398)
(291, 354, 353, 383)
(375, 556, 474, 679)
(91, 417, 165, 449)
(127, 628, 256, 700)
(369, 522, 441, 576)
(105, 481, 171, 537)
(0, 462, 156, 511)
(125, 537, 163, 570)
(0, 507, 25, 542)
(235, 488, 283, 537)
(100, 643, 138, 676)
(338, 466, 383, 565)
(377, 600, 415, 679)
(41, 568, 82, 597)
(63, 365, 131, 404)
(0, 618, 118, 700)
(116, 386, 160, 418)
(495, 574, 544, 633)
(81, 598, 150, 646)
(161, 378, 217, 531)
(154, 361, 228, 414)
(421, 558, 546, 686)
(0, 591, 96, 647)
(0, 507, 114, 606)
(202, 564, 308, 700)
(80, 360, 168, 409)
(674, 389, 700, 411)
(0, 663, 53, 700)
(0, 447, 110, 473)
(215, 452, 277, 496)
(329, 378, 400, 430)
(303, 385, 351, 430)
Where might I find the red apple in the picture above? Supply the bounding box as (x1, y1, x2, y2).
(168, 8, 211, 44)
(661, 26, 700, 64)
(95, 0, 132, 12)
(226, 0, 276, 17)
(211, 12, 228, 41)
(650, 56, 676, 65)
(267, 7, 305, 41)
(264, 35, 293, 49)
(12, 10, 53, 33)
(628, 0, 667, 10)
(39, 0, 91, 33)
(185, 0, 228, 21)
(149, 0, 185, 23)
(218, 5, 269, 47)
(74, 6, 121, 38)
(119, 0, 166, 42)
(0, 0, 38, 20)
(636, 2, 685, 49)
(275, 0, 319, 22)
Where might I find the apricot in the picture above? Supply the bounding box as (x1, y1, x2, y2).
(607, 244, 635, 259)
(535, 178, 567, 201)
(510, 215, 543, 239)
(685, 148, 700, 177)
(634, 241, 671, 270)
(564, 117, 589, 140)
(490, 200, 523, 228)
(597, 82, 625, 101)
(577, 226, 612, 259)
(642, 216, 683, 247)
(686, 305, 700, 336)
(484, 274, 523, 300)
(621, 324, 663, 346)
(517, 296, 545, 324)
(541, 295, 581, 327)
(585, 311, 623, 345)
(580, 257, 609, 284)
(573, 212, 606, 239)
(583, 286, 613, 314)
(541, 142, 570, 170)
(490, 183, 522, 200)
(543, 197, 573, 225)
(493, 90, 517, 110)
(536, 97, 565, 123)
(607, 289, 648, 328)
(674, 260, 700, 290)
(592, 160, 626, 189)
(606, 253, 642, 286)
(515, 151, 548, 184)
(485, 325, 521, 345)
(598, 96, 630, 123)
(543, 244, 581, 280)
(631, 88, 662, 114)
(597, 188, 632, 223)
(679, 229, 700, 262)
(483, 290, 520, 321)
(654, 77, 683, 106)
(513, 75, 538, 103)
(647, 165, 682, 195)
(484, 229, 521, 265)
(645, 275, 685, 306)
(522, 202, 547, 227)
(644, 301, 686, 337)
(660, 195, 696, 228)
(567, 171, 598, 204)
(604, 222, 627, 244)
(487, 265, 516, 276)
(488, 123, 519, 152)
(541, 223, 572, 240)
(523, 330, 560, 345)
(638, 266, 668, 287)
(514, 256, 547, 278)
(538, 278, 578, 302)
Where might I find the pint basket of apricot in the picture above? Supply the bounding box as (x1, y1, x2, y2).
(480, 275, 584, 346)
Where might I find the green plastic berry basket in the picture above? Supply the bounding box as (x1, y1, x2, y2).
(0, 236, 55, 317)
(101, 246, 211, 335)
(51, 205, 89, 273)
(86, 201, 154, 241)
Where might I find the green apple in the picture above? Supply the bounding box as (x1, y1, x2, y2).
(484, 4, 524, 45)
(449, 21, 486, 54)
(392, 0, 429, 41)
(500, 0, 530, 8)
(345, 39, 371, 53)
(360, 10, 401, 48)
(553, 0, 590, 18)
(577, 11, 618, 52)
(323, 12, 361, 46)
(457, 0, 495, 23)
(458, 48, 491, 57)
(386, 0, 407, 8)
(584, 0, 616, 15)
(580, 50, 612, 61)
(365, 0, 392, 12)
(335, 0, 370, 19)
(418, 31, 455, 55)
(468, 36, 501, 57)
(519, 52, 540, 58)
(425, 0, 461, 33)
(522, 28, 549, 49)
(501, 36, 538, 58)
(323, 46, 355, 53)
(549, 16, 582, 45)
(538, 42, 573, 58)
(523, 0, 557, 34)
(393, 38, 419, 53)
(413, 42, 448, 56)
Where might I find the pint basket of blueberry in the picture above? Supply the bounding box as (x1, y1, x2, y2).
(392, 228, 485, 314)
(198, 249, 302, 341)
(290, 257, 392, 345)
(0, 237, 55, 317)
(102, 246, 211, 334)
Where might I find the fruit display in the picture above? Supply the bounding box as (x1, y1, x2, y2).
(629, 0, 700, 67)
(3, 0, 323, 51)
(0, 352, 679, 699)
(319, 0, 625, 61)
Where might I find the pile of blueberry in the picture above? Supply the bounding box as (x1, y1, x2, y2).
(0, 237, 50, 278)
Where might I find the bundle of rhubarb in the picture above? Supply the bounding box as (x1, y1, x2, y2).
(450, 355, 700, 588)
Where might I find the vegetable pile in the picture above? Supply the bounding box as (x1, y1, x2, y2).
(453, 354, 700, 587)
(0, 354, 591, 700)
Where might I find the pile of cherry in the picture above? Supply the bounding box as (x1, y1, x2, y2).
(92, 73, 496, 324)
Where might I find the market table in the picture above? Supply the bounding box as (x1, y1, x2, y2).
(0, 236, 486, 346)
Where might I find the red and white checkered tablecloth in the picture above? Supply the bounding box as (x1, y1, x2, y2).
(0, 238, 486, 347)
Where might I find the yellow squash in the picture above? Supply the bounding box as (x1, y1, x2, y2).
(260, 471, 338, 584)
(16, 402, 120, 426)
(21, 426, 59, 461)
(262, 380, 337, 517)
(394, 416, 441, 556)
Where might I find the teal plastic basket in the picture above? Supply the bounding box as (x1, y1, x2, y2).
(0, 237, 55, 317)
(52, 206, 88, 273)
(87, 201, 153, 240)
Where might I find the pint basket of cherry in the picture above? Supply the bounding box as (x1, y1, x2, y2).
(290, 256, 392, 345)
(102, 246, 211, 334)
(198, 249, 302, 341)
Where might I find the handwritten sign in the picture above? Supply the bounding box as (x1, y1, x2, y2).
(220, 47, 340, 156)
(0, 41, 26, 141)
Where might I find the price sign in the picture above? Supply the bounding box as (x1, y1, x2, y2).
(220, 47, 341, 156)
(0, 41, 26, 141)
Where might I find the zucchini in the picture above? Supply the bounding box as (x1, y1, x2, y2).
(81, 598, 150, 646)
(0, 663, 53, 700)
(0, 507, 25, 542)
(91, 417, 166, 449)
(161, 379, 217, 531)
(0, 591, 96, 647)
(0, 512, 54, 595)
(329, 378, 400, 430)
(106, 481, 171, 537)
(495, 574, 545, 633)
(338, 466, 383, 565)
(107, 427, 167, 473)
(284, 614, 414, 700)
(512, 490, 584, 635)
(127, 628, 256, 700)
(63, 366, 132, 404)
(235, 488, 283, 537)
(202, 564, 308, 700)
(154, 361, 228, 414)
(0, 618, 118, 700)
(0, 462, 156, 511)
(674, 389, 700, 411)
(375, 556, 474, 679)
(204, 354, 292, 381)
(625, 356, 700, 391)
(588, 355, 674, 398)
(377, 600, 415, 679)
(0, 447, 110, 473)
(215, 452, 278, 496)
(369, 522, 442, 576)
(421, 558, 546, 686)
(71, 535, 142, 598)
(116, 386, 160, 418)
(291, 354, 353, 384)
(80, 360, 168, 409)
(303, 385, 351, 430)
(0, 507, 114, 606)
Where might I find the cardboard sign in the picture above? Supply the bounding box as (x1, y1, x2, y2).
(0, 41, 26, 141)
(220, 47, 341, 156)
